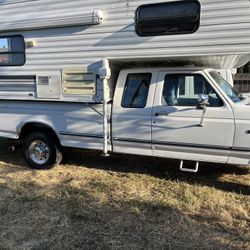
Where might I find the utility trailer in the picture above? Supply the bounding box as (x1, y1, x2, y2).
(0, 0, 250, 171)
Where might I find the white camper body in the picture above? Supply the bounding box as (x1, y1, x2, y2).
(0, 0, 250, 170)
(0, 0, 249, 102)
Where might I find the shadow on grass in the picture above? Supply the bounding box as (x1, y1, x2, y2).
(0, 138, 249, 196)
(0, 139, 249, 249)
(61, 148, 250, 196)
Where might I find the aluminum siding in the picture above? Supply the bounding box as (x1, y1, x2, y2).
(0, 0, 249, 74)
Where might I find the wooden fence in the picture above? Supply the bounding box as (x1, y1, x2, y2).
(233, 74, 250, 93)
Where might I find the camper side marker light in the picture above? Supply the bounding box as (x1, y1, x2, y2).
(26, 41, 37, 48)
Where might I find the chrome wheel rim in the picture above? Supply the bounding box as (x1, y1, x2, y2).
(28, 140, 50, 165)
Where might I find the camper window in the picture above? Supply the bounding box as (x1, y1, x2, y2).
(162, 74, 223, 107)
(122, 73, 151, 108)
(135, 0, 200, 37)
(0, 35, 25, 66)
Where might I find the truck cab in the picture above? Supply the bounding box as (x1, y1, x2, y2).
(111, 67, 250, 167)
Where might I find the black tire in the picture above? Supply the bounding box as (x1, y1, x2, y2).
(22, 131, 62, 169)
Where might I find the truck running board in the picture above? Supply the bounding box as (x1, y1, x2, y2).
(179, 160, 199, 173)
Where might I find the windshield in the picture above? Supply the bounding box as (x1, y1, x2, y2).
(209, 71, 241, 103)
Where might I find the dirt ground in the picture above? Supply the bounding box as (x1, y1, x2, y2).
(0, 139, 249, 250)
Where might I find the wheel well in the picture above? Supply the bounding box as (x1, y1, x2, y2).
(19, 123, 61, 146)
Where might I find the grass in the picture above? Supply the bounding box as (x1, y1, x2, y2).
(0, 139, 249, 250)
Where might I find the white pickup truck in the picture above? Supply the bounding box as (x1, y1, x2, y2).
(2, 67, 250, 172)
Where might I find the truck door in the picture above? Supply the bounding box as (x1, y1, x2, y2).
(152, 71, 235, 163)
(112, 70, 156, 155)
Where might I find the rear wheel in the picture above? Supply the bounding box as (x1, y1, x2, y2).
(22, 132, 62, 169)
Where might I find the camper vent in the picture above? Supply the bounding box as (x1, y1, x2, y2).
(37, 76, 49, 86)
(62, 69, 96, 96)
(0, 76, 36, 99)
(36, 75, 61, 99)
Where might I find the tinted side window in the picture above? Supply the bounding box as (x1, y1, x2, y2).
(135, 0, 200, 37)
(122, 73, 151, 108)
(162, 74, 223, 107)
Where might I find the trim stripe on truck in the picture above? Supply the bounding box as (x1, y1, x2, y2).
(59, 133, 250, 153)
(114, 138, 250, 152)
(59, 131, 103, 139)
(113, 137, 230, 151)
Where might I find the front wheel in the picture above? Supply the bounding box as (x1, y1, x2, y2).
(22, 132, 62, 169)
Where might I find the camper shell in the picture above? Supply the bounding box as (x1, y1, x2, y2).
(0, 0, 249, 103)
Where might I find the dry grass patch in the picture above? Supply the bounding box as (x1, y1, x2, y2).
(0, 140, 249, 250)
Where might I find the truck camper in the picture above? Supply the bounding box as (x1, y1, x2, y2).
(0, 0, 250, 172)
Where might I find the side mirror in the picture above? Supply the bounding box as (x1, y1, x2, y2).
(197, 94, 209, 110)
(196, 94, 209, 127)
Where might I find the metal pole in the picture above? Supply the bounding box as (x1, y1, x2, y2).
(102, 77, 109, 156)
(99, 59, 111, 157)
(199, 105, 206, 127)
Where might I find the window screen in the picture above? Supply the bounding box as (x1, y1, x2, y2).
(0, 35, 25, 66)
(122, 73, 151, 108)
(162, 74, 223, 107)
(135, 0, 201, 37)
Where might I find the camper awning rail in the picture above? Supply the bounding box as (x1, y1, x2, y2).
(0, 9, 104, 32)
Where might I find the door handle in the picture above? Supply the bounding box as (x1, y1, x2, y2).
(154, 112, 170, 117)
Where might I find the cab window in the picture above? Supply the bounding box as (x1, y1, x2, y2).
(162, 74, 223, 107)
(122, 73, 151, 108)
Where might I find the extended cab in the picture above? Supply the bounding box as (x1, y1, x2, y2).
(112, 68, 249, 171)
